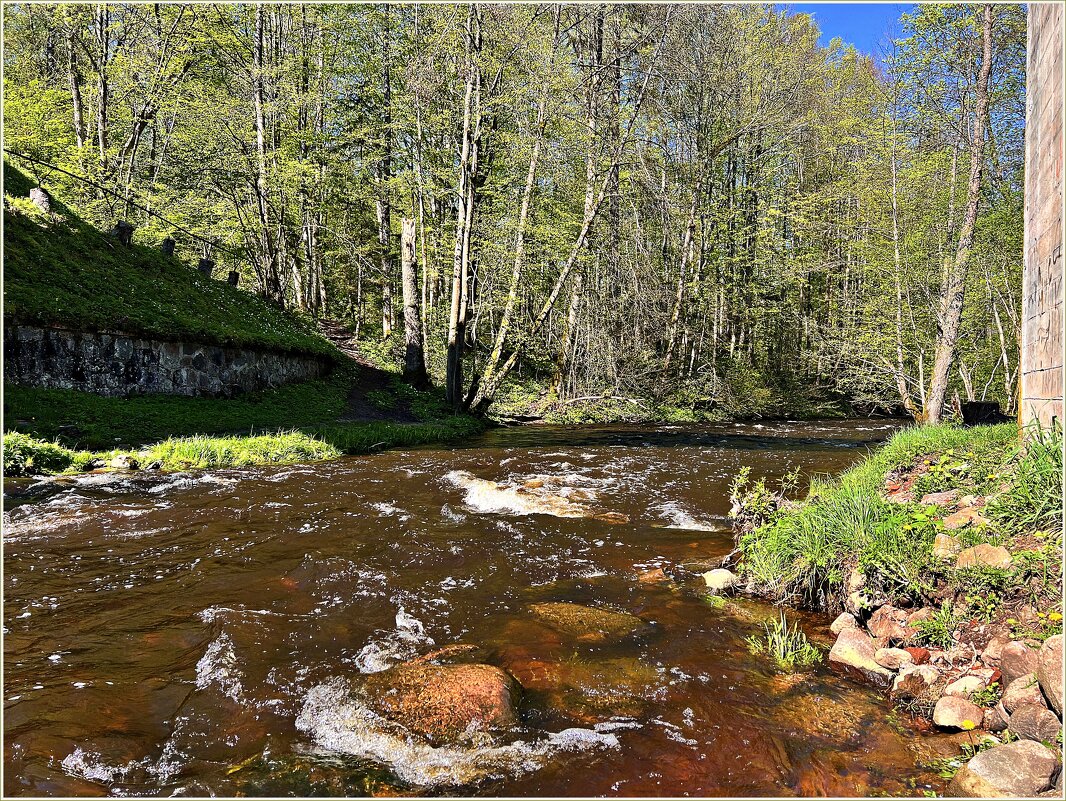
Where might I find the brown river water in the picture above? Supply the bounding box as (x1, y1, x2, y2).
(4, 420, 961, 797)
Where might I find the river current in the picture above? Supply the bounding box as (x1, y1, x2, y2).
(4, 420, 960, 797)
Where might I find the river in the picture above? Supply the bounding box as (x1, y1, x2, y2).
(3, 419, 960, 797)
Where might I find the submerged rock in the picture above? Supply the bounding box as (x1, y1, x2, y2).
(946, 740, 1060, 797)
(528, 602, 652, 644)
(828, 628, 893, 688)
(1037, 635, 1063, 717)
(360, 662, 519, 744)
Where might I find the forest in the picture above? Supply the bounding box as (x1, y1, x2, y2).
(3, 3, 1027, 422)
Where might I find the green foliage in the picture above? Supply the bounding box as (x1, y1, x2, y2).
(970, 682, 1000, 708)
(987, 424, 1064, 535)
(738, 423, 1021, 606)
(745, 612, 821, 670)
(912, 601, 960, 649)
(2, 431, 91, 476)
(145, 432, 339, 470)
(3, 165, 336, 359)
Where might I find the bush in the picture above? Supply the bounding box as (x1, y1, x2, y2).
(2, 432, 89, 475)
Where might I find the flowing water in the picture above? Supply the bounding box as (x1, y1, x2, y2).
(4, 420, 961, 797)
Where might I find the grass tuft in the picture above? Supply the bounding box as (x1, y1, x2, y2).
(745, 612, 821, 669)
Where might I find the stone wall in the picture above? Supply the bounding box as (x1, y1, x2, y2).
(3, 325, 329, 398)
(1021, 4, 1064, 429)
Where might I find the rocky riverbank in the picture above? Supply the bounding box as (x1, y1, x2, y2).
(724, 422, 1064, 797)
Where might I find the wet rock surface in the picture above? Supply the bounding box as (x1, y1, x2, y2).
(360, 663, 520, 744)
(527, 602, 652, 643)
(946, 740, 1060, 797)
(828, 628, 893, 688)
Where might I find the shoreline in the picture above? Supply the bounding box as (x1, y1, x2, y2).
(719, 421, 1064, 797)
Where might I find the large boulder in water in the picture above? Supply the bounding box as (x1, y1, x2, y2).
(528, 602, 652, 643)
(360, 662, 519, 744)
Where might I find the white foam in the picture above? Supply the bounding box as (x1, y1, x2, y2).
(354, 608, 435, 674)
(194, 633, 243, 701)
(296, 680, 624, 787)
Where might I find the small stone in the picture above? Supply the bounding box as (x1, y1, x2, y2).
(932, 532, 962, 560)
(867, 605, 915, 643)
(933, 695, 984, 730)
(944, 674, 989, 698)
(955, 543, 1012, 569)
(1002, 673, 1046, 714)
(529, 602, 652, 644)
(144, 460, 163, 471)
(108, 454, 139, 470)
(846, 568, 866, 593)
(959, 494, 982, 508)
(830, 612, 858, 635)
(981, 636, 1009, 667)
(874, 647, 914, 670)
(1037, 634, 1063, 717)
(944, 508, 991, 531)
(1000, 641, 1041, 687)
(828, 628, 894, 688)
(637, 567, 668, 584)
(946, 740, 1060, 797)
(985, 702, 1010, 733)
(1008, 703, 1062, 743)
(904, 646, 931, 665)
(702, 568, 738, 592)
(921, 489, 959, 506)
(891, 664, 940, 700)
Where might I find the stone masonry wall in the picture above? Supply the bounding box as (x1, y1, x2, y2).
(1021, 3, 1064, 429)
(4, 325, 329, 398)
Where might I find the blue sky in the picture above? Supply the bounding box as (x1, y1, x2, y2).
(787, 3, 914, 60)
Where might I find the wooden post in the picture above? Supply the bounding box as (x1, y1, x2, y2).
(227, 270, 239, 287)
(161, 237, 176, 257)
(401, 217, 429, 388)
(198, 258, 215, 278)
(113, 220, 134, 246)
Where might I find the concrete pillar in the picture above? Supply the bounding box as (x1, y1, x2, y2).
(1021, 3, 1064, 430)
(198, 258, 215, 278)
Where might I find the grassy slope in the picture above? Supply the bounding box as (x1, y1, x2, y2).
(3, 162, 334, 357)
(736, 423, 1063, 639)
(2, 163, 483, 474)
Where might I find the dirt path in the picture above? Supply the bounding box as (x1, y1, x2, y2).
(317, 319, 419, 423)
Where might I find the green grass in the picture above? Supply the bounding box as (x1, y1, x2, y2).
(4, 374, 351, 449)
(3, 162, 336, 359)
(745, 612, 822, 670)
(736, 422, 1058, 608)
(3, 417, 484, 477)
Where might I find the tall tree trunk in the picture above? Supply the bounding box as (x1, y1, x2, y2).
(446, 5, 482, 409)
(66, 23, 86, 153)
(926, 4, 993, 424)
(378, 6, 394, 339)
(252, 4, 281, 304)
(401, 218, 429, 388)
